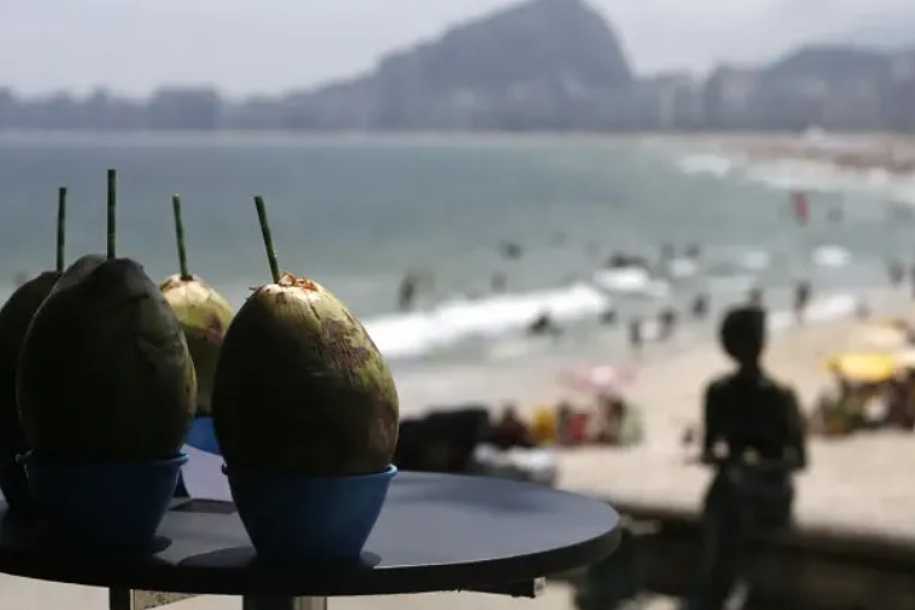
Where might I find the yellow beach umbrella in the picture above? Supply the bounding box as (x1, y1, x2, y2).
(826, 352, 897, 383)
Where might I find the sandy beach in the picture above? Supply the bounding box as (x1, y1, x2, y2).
(395, 291, 915, 541)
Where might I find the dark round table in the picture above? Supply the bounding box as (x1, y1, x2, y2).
(0, 471, 620, 610)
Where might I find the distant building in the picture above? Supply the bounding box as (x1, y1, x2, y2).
(703, 67, 760, 129)
(628, 72, 703, 130)
(147, 87, 222, 130)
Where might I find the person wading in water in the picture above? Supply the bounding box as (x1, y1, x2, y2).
(689, 305, 807, 610)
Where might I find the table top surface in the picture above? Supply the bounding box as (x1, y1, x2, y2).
(0, 470, 619, 597)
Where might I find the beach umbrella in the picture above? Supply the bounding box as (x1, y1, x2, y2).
(826, 352, 897, 383)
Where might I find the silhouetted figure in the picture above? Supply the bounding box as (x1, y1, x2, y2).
(658, 307, 678, 340)
(689, 306, 807, 610)
(398, 273, 418, 311)
(793, 280, 811, 321)
(489, 405, 533, 449)
(691, 293, 709, 319)
(628, 318, 642, 351)
(605, 252, 649, 270)
(685, 243, 702, 260)
(599, 307, 618, 325)
(499, 241, 523, 260)
(528, 312, 561, 337)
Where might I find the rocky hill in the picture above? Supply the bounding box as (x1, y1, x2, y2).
(233, 0, 634, 130)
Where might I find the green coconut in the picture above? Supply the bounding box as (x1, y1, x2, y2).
(0, 272, 60, 457)
(16, 171, 197, 462)
(0, 187, 68, 461)
(160, 195, 234, 416)
(161, 275, 232, 415)
(212, 197, 398, 475)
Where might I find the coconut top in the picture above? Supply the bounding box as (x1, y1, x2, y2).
(160, 274, 233, 339)
(261, 272, 321, 298)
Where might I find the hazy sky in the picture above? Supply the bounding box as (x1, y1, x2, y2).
(2, 0, 913, 98)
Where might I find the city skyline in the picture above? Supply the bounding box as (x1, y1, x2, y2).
(2, 0, 913, 99)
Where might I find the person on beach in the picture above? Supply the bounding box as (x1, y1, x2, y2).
(398, 272, 418, 311)
(528, 311, 562, 337)
(888, 259, 905, 287)
(628, 318, 643, 351)
(685, 243, 702, 260)
(691, 293, 709, 319)
(689, 306, 807, 610)
(599, 306, 617, 325)
(489, 405, 533, 449)
(793, 280, 811, 321)
(658, 306, 678, 340)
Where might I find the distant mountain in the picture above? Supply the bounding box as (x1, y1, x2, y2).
(763, 45, 891, 82)
(229, 0, 635, 130)
(705, 44, 915, 131)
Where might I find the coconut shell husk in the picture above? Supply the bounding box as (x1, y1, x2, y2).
(213, 273, 398, 475)
(161, 274, 233, 416)
(0, 271, 60, 456)
(17, 255, 196, 461)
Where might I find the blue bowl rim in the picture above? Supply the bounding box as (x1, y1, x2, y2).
(223, 463, 398, 482)
(17, 451, 189, 467)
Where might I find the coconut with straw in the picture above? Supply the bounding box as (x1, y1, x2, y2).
(17, 170, 196, 461)
(212, 196, 398, 475)
(160, 194, 233, 416)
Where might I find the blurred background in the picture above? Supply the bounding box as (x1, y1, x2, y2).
(4, 0, 915, 608)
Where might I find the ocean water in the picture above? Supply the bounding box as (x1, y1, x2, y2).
(0, 131, 911, 373)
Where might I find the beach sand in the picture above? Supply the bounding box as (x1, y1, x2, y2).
(557, 313, 915, 541)
(397, 297, 915, 540)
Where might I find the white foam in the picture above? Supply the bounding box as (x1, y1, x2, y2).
(676, 154, 735, 178)
(744, 157, 915, 204)
(738, 249, 771, 271)
(706, 274, 757, 295)
(364, 283, 611, 359)
(812, 245, 852, 268)
(668, 257, 699, 278)
(768, 293, 859, 332)
(706, 247, 771, 276)
(592, 267, 670, 298)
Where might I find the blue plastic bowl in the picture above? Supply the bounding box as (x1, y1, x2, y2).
(227, 464, 396, 562)
(186, 416, 221, 454)
(22, 451, 187, 548)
